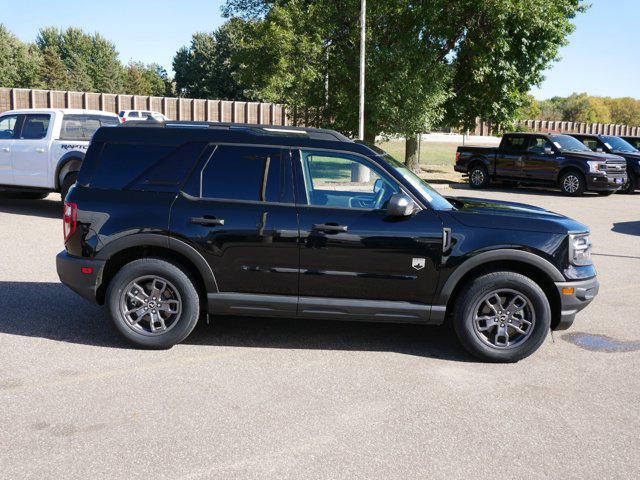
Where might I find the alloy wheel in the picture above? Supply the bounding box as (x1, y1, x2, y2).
(470, 169, 485, 186)
(472, 289, 535, 349)
(563, 175, 580, 193)
(119, 275, 182, 336)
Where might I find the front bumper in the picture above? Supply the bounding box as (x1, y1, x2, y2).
(56, 251, 105, 304)
(586, 173, 627, 191)
(553, 276, 599, 330)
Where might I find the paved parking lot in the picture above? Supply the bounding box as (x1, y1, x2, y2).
(1, 186, 639, 479)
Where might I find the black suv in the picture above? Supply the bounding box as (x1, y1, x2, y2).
(455, 133, 627, 195)
(57, 123, 599, 362)
(569, 134, 640, 194)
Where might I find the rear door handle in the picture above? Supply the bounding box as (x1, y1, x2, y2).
(312, 223, 348, 233)
(189, 216, 225, 226)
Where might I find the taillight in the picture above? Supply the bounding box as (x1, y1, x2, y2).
(455, 152, 461, 163)
(63, 202, 77, 242)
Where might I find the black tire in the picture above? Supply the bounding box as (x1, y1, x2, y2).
(618, 172, 637, 194)
(452, 271, 551, 363)
(106, 258, 200, 349)
(559, 170, 586, 196)
(60, 172, 78, 201)
(468, 163, 490, 189)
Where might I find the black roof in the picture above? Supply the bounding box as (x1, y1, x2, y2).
(95, 120, 375, 155)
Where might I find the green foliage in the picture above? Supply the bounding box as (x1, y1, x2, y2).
(124, 62, 172, 96)
(0, 24, 43, 88)
(532, 93, 640, 126)
(173, 19, 247, 100)
(223, 0, 586, 138)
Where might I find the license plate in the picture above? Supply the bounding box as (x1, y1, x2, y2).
(614, 178, 623, 184)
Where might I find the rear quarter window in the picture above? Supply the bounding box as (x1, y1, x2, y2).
(60, 115, 119, 140)
(84, 141, 208, 191)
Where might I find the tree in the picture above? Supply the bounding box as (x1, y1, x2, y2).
(0, 24, 43, 88)
(224, 0, 585, 169)
(173, 19, 247, 100)
(562, 92, 611, 123)
(124, 62, 171, 96)
(39, 46, 70, 89)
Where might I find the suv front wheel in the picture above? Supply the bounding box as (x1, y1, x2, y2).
(452, 271, 551, 362)
(106, 258, 200, 348)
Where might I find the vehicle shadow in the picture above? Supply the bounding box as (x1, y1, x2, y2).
(0, 195, 61, 219)
(0, 281, 473, 362)
(447, 183, 603, 198)
(612, 221, 640, 237)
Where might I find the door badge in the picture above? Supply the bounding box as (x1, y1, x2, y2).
(412, 258, 426, 270)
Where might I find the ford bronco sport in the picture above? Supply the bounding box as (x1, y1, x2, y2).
(57, 122, 599, 362)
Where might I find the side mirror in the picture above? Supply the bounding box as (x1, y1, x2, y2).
(373, 178, 383, 193)
(387, 193, 417, 217)
(544, 147, 554, 155)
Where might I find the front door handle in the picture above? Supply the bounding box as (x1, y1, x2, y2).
(189, 216, 225, 226)
(36, 148, 45, 153)
(1, 147, 9, 152)
(312, 223, 348, 233)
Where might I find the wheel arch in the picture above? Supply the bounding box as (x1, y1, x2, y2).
(95, 234, 218, 306)
(467, 156, 490, 172)
(557, 164, 586, 183)
(438, 250, 564, 330)
(55, 152, 85, 191)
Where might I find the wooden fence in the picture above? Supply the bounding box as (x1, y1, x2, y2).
(0, 87, 290, 126)
(474, 118, 640, 137)
(3, 87, 640, 137)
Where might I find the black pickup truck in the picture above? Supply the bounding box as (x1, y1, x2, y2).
(455, 133, 627, 196)
(569, 134, 640, 194)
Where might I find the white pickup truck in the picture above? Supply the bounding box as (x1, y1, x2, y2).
(0, 108, 119, 200)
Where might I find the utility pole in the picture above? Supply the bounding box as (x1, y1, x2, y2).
(358, 0, 366, 141)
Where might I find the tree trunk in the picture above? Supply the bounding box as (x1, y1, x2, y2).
(351, 131, 376, 182)
(405, 134, 420, 173)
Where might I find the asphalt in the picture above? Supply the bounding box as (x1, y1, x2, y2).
(0, 185, 639, 480)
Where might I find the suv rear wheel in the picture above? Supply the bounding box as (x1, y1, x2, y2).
(452, 271, 551, 362)
(106, 258, 200, 348)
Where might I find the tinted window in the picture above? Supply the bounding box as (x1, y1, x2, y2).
(128, 111, 139, 118)
(577, 137, 599, 151)
(20, 115, 50, 139)
(0, 115, 18, 139)
(502, 136, 528, 152)
(90, 143, 174, 189)
(201, 145, 290, 203)
(550, 135, 592, 152)
(60, 115, 119, 140)
(130, 142, 208, 192)
(601, 135, 638, 153)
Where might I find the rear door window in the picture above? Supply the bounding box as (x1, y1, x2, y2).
(200, 145, 292, 203)
(502, 136, 529, 152)
(19, 114, 50, 139)
(60, 115, 119, 140)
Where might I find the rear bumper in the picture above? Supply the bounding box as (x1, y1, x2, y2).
(553, 276, 599, 330)
(586, 173, 627, 191)
(56, 251, 105, 304)
(454, 165, 466, 174)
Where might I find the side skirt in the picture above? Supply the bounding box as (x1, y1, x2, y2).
(207, 292, 446, 325)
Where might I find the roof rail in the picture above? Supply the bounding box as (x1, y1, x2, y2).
(119, 120, 352, 142)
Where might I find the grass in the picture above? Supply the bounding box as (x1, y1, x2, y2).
(376, 140, 460, 166)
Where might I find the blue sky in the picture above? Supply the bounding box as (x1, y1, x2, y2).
(2, 0, 638, 99)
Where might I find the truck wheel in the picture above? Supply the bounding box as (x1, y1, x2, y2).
(60, 172, 78, 201)
(106, 258, 201, 349)
(468, 164, 490, 189)
(559, 170, 585, 196)
(452, 271, 551, 362)
(618, 173, 637, 194)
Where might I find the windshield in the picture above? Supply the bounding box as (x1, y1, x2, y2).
(601, 135, 638, 153)
(549, 135, 593, 152)
(364, 148, 453, 210)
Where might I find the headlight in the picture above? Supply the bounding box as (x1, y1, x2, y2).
(569, 233, 592, 266)
(587, 161, 606, 173)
